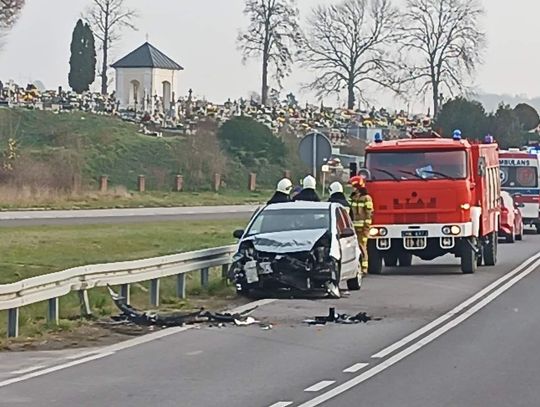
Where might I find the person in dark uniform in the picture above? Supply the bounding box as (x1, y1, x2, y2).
(328, 182, 349, 207)
(293, 175, 320, 202)
(267, 178, 293, 204)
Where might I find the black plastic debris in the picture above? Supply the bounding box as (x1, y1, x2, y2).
(303, 307, 379, 325)
(107, 285, 260, 328)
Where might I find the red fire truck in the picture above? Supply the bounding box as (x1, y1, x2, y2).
(363, 131, 500, 274)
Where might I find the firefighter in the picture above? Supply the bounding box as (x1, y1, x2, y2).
(293, 175, 320, 202)
(327, 182, 349, 207)
(267, 178, 293, 204)
(349, 175, 373, 274)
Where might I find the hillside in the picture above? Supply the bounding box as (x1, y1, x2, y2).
(0, 109, 306, 193)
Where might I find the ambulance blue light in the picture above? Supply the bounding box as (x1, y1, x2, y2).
(452, 129, 462, 140)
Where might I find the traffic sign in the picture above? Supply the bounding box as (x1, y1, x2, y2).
(298, 132, 332, 178)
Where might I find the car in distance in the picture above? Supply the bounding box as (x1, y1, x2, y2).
(229, 202, 362, 298)
(499, 191, 524, 243)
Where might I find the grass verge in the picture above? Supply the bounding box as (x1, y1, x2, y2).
(0, 188, 272, 210)
(0, 219, 248, 345)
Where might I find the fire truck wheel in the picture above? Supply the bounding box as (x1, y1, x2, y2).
(384, 254, 398, 267)
(461, 239, 477, 274)
(483, 232, 498, 266)
(398, 252, 413, 267)
(368, 241, 383, 275)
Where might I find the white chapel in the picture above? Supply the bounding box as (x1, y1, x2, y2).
(112, 42, 184, 112)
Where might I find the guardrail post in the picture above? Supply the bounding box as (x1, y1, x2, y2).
(200, 268, 209, 289)
(120, 284, 130, 305)
(78, 290, 92, 317)
(47, 298, 59, 325)
(138, 175, 146, 193)
(221, 264, 229, 281)
(150, 278, 160, 307)
(7, 308, 19, 338)
(176, 274, 186, 299)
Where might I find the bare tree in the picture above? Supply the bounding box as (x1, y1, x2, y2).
(85, 0, 137, 95)
(399, 0, 485, 116)
(302, 0, 399, 110)
(238, 0, 302, 106)
(0, 0, 24, 45)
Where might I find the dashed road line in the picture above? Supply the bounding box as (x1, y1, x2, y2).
(268, 402, 293, 407)
(304, 380, 335, 392)
(297, 256, 540, 407)
(343, 363, 369, 373)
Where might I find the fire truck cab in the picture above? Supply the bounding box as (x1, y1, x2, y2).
(363, 132, 500, 274)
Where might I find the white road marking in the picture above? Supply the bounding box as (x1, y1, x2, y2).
(10, 365, 46, 375)
(0, 298, 275, 389)
(64, 350, 100, 360)
(304, 380, 335, 392)
(186, 350, 203, 356)
(343, 363, 369, 373)
(298, 257, 540, 407)
(268, 402, 293, 407)
(226, 298, 276, 314)
(0, 352, 114, 388)
(372, 252, 540, 359)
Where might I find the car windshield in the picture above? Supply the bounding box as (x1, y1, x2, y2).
(500, 166, 538, 188)
(366, 150, 467, 180)
(246, 208, 330, 236)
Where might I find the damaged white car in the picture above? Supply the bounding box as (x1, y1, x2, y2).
(229, 202, 362, 298)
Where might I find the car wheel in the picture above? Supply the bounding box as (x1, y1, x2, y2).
(536, 224, 540, 235)
(347, 272, 362, 291)
(505, 228, 515, 243)
(516, 224, 523, 241)
(461, 238, 477, 274)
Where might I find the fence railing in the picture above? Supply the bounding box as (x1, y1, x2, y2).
(0, 245, 237, 338)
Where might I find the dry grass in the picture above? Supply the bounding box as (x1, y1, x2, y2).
(0, 185, 271, 210)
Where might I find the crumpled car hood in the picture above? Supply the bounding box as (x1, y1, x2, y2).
(245, 228, 328, 253)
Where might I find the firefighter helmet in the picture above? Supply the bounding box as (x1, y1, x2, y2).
(350, 175, 365, 189)
(276, 178, 293, 194)
(328, 181, 343, 195)
(302, 175, 316, 190)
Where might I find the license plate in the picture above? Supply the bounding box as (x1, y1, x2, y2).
(402, 230, 428, 237)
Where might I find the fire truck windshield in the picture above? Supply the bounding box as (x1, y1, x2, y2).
(366, 150, 467, 181)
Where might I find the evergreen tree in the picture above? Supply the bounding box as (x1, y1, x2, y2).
(69, 19, 96, 94)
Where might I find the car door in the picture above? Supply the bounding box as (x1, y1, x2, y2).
(336, 207, 358, 280)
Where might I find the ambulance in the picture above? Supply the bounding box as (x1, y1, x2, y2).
(499, 148, 540, 233)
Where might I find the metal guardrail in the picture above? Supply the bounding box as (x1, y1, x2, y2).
(0, 245, 237, 338)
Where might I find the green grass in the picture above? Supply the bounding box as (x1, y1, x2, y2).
(0, 189, 272, 210)
(0, 219, 246, 341)
(0, 109, 308, 192)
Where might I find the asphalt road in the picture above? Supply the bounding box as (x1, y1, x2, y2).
(0, 205, 259, 227)
(1, 233, 540, 407)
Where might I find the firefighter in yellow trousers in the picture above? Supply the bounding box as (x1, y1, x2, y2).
(349, 176, 373, 274)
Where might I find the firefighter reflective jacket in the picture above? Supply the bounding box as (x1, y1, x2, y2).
(349, 191, 374, 228)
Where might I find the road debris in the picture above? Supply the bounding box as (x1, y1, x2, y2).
(303, 307, 379, 325)
(107, 285, 261, 328)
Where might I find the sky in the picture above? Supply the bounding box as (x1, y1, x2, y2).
(0, 0, 538, 112)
